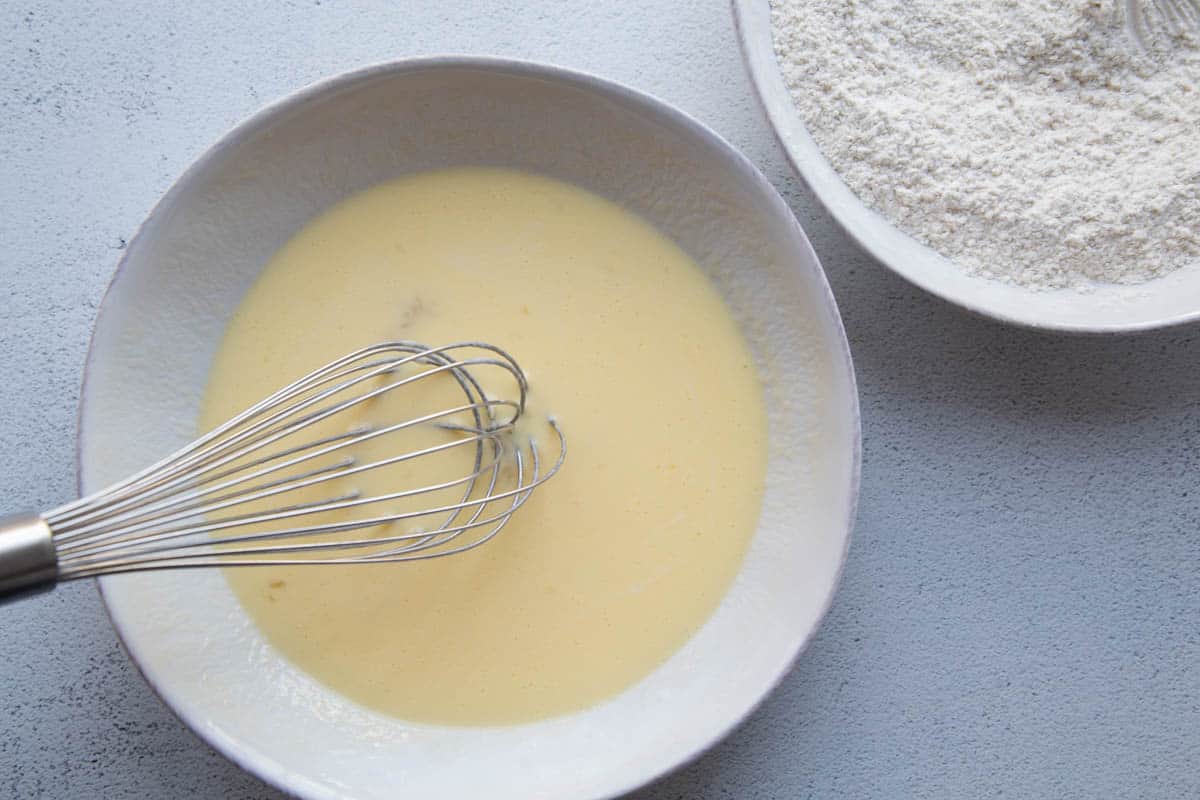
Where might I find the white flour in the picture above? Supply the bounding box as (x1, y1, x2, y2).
(770, 1, 1200, 289)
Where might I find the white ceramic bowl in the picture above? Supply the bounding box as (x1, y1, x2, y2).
(79, 57, 860, 799)
(733, 0, 1200, 333)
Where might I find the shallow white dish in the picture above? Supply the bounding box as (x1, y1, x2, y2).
(79, 57, 860, 799)
(733, 0, 1200, 333)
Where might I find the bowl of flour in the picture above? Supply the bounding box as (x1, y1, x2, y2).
(734, 0, 1200, 332)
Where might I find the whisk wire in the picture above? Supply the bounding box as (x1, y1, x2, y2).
(58, 431, 556, 578)
(49, 348, 520, 537)
(56, 426, 513, 561)
(1124, 0, 1200, 45)
(4, 342, 563, 589)
(53, 399, 516, 550)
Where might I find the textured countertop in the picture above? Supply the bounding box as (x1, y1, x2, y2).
(2, 2, 1198, 797)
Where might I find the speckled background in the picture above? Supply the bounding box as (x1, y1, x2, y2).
(1, 2, 1198, 798)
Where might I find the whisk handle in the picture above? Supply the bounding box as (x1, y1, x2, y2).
(0, 514, 57, 600)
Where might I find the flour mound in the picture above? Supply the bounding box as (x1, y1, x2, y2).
(771, 0, 1200, 289)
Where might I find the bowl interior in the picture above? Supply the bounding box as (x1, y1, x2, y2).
(81, 60, 859, 800)
(734, 0, 1200, 333)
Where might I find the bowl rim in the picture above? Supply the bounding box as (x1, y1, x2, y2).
(77, 54, 863, 799)
(731, 0, 1200, 335)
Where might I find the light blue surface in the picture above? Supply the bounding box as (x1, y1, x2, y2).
(1, 2, 1198, 797)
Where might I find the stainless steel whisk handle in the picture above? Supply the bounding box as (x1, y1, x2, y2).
(0, 514, 58, 598)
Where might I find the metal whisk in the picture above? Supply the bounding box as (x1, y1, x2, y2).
(1124, 0, 1200, 47)
(0, 342, 565, 599)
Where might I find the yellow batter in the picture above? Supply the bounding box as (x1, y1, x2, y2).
(199, 168, 768, 726)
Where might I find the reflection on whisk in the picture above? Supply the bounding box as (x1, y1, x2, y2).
(0, 342, 565, 598)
